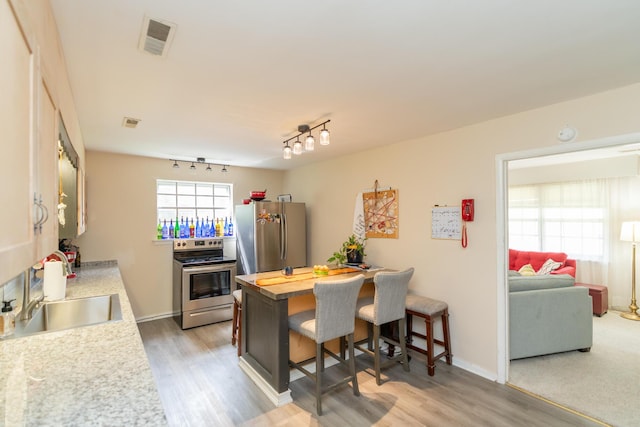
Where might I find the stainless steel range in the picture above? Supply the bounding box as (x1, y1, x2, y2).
(173, 238, 237, 329)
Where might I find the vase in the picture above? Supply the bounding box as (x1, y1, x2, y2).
(346, 249, 363, 264)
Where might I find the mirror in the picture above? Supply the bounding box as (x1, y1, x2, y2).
(58, 116, 79, 239)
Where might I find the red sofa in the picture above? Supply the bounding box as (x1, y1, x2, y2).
(509, 249, 576, 277)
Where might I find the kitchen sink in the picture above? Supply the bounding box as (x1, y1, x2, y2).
(16, 294, 122, 337)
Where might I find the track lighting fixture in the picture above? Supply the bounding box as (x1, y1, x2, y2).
(170, 159, 231, 173)
(281, 119, 331, 160)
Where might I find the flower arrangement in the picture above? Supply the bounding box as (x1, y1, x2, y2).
(327, 234, 366, 265)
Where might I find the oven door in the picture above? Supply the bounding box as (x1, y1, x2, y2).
(181, 262, 236, 312)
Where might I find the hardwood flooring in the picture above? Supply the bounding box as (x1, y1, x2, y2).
(138, 318, 604, 427)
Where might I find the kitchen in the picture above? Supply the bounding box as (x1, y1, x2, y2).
(3, 0, 640, 425)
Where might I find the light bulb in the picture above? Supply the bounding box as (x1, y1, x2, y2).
(319, 128, 330, 145)
(172, 160, 179, 169)
(283, 144, 292, 159)
(190, 162, 196, 170)
(305, 134, 315, 151)
(293, 138, 303, 155)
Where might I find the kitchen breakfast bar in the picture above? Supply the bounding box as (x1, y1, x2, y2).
(235, 267, 381, 406)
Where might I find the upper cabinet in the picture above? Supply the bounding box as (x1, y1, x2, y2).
(0, 0, 85, 284)
(35, 64, 59, 258)
(0, 0, 41, 284)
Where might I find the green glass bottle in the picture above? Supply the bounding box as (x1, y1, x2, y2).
(157, 220, 163, 240)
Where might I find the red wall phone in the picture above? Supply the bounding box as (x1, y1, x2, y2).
(461, 199, 474, 248)
(462, 199, 474, 222)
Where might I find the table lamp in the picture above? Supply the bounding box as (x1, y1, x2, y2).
(620, 221, 640, 321)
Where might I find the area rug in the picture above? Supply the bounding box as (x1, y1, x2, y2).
(509, 310, 640, 427)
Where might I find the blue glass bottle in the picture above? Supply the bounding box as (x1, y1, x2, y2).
(196, 217, 201, 238)
(161, 220, 168, 239)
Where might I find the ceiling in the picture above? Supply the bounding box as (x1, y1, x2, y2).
(49, 1, 640, 170)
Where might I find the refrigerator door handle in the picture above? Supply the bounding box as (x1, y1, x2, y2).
(281, 213, 287, 260)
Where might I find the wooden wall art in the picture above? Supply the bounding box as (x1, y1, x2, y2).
(363, 181, 398, 239)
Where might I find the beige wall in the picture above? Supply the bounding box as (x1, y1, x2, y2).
(75, 151, 285, 320)
(285, 82, 640, 380)
(77, 83, 640, 380)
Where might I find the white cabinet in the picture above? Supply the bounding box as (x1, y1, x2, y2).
(35, 70, 59, 258)
(0, 0, 58, 284)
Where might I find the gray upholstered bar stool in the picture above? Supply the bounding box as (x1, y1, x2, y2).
(231, 289, 242, 357)
(288, 274, 365, 416)
(405, 294, 452, 376)
(355, 268, 414, 385)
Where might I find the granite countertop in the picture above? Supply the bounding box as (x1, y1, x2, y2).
(0, 262, 167, 426)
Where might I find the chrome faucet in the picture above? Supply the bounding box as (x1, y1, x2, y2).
(52, 250, 73, 276)
(21, 266, 44, 321)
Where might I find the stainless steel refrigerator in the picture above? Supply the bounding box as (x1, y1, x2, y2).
(235, 202, 307, 274)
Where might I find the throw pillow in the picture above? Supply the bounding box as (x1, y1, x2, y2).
(537, 258, 563, 275)
(518, 264, 536, 276)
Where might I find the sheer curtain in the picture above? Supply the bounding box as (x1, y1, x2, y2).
(509, 176, 640, 310)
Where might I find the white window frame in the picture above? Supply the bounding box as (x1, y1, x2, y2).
(156, 179, 233, 234)
(508, 183, 606, 261)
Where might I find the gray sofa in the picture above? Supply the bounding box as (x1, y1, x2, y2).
(509, 272, 593, 360)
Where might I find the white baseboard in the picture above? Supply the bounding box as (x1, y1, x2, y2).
(238, 357, 292, 407)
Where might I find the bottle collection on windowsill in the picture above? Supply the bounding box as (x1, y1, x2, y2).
(157, 217, 233, 240)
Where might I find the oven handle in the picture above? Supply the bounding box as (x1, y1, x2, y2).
(182, 263, 233, 274)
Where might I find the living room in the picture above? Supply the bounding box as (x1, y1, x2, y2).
(504, 143, 640, 426)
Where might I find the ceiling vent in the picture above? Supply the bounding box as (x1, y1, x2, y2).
(138, 16, 176, 57)
(122, 117, 141, 128)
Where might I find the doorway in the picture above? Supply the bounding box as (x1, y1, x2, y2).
(496, 131, 640, 382)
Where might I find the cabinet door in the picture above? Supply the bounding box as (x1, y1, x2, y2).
(0, 0, 37, 284)
(35, 75, 58, 258)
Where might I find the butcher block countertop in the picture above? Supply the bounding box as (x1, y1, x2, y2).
(236, 266, 384, 300)
(0, 262, 167, 426)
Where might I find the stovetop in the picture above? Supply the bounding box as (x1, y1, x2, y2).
(172, 238, 235, 266)
(175, 255, 236, 266)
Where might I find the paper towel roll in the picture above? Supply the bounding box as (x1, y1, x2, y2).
(43, 260, 66, 301)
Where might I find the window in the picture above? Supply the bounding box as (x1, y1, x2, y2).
(157, 179, 233, 232)
(508, 181, 606, 261)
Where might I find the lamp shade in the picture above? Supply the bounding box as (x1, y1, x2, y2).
(620, 221, 640, 243)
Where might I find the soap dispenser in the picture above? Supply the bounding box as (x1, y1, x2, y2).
(0, 300, 15, 338)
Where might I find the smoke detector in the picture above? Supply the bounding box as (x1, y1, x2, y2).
(122, 117, 141, 128)
(138, 16, 176, 57)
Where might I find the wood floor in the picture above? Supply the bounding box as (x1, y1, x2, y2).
(138, 317, 604, 427)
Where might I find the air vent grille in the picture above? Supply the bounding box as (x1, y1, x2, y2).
(138, 16, 176, 57)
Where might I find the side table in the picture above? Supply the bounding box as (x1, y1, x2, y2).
(575, 282, 608, 316)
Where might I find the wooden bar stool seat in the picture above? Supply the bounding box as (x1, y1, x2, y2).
(231, 289, 242, 357)
(405, 294, 452, 376)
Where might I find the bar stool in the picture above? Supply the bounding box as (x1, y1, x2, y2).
(405, 294, 452, 376)
(231, 289, 242, 357)
(355, 268, 414, 385)
(288, 274, 365, 416)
